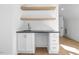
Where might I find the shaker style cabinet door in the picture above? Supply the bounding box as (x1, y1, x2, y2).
(17, 33, 26, 53)
(17, 33, 35, 54)
(26, 33, 35, 53)
(48, 33, 59, 54)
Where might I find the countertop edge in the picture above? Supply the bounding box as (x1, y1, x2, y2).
(16, 30, 59, 33)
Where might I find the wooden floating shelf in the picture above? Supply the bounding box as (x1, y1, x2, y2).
(21, 15, 56, 20)
(21, 17, 55, 20)
(21, 18, 55, 20)
(21, 5, 56, 10)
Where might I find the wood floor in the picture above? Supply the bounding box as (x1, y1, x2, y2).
(35, 48, 48, 55)
(18, 37, 79, 55)
(59, 37, 79, 55)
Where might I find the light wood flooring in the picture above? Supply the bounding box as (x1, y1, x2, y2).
(18, 37, 79, 55)
(59, 37, 79, 55)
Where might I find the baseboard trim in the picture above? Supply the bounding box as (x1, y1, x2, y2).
(63, 36, 79, 43)
(18, 53, 35, 55)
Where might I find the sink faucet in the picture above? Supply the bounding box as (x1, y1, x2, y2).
(28, 23, 31, 30)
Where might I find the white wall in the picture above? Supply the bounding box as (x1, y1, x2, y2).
(59, 4, 79, 42)
(16, 4, 59, 31)
(0, 4, 20, 55)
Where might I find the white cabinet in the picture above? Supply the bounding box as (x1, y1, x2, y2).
(26, 33, 35, 53)
(17, 33, 35, 54)
(17, 33, 26, 52)
(48, 33, 59, 54)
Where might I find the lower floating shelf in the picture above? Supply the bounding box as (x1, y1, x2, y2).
(21, 17, 56, 20)
(21, 15, 56, 20)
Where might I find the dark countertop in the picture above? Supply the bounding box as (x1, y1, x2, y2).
(16, 30, 59, 33)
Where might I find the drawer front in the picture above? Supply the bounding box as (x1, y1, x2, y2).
(49, 38, 59, 44)
(49, 45, 59, 50)
(49, 33, 59, 38)
(49, 45, 59, 54)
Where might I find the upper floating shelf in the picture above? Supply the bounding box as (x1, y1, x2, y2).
(21, 4, 56, 10)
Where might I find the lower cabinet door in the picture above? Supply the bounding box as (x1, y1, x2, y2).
(17, 33, 26, 53)
(26, 33, 35, 54)
(17, 33, 35, 54)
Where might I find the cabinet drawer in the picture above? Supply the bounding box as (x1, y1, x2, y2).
(49, 39, 59, 43)
(49, 33, 59, 38)
(49, 50, 59, 54)
(49, 46, 59, 54)
(50, 46, 59, 50)
(49, 38, 59, 45)
(49, 44, 59, 48)
(49, 43, 59, 47)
